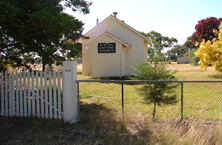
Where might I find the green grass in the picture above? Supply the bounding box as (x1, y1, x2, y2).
(78, 63, 222, 120)
(182, 83, 222, 119)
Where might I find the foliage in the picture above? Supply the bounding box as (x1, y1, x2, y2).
(59, 40, 82, 61)
(147, 39, 165, 64)
(192, 17, 222, 47)
(0, 0, 92, 71)
(143, 31, 178, 62)
(144, 31, 178, 50)
(195, 22, 222, 72)
(184, 36, 196, 51)
(191, 32, 199, 48)
(131, 62, 178, 118)
(189, 49, 200, 66)
(167, 36, 197, 63)
(167, 44, 189, 62)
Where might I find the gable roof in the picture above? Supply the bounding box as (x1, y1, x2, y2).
(85, 31, 131, 47)
(84, 14, 151, 44)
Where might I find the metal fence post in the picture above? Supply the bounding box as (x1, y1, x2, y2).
(121, 81, 124, 119)
(181, 81, 183, 120)
(76, 81, 80, 121)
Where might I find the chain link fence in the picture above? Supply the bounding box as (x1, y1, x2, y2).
(77, 80, 222, 121)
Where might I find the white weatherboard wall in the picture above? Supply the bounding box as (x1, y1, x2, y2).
(91, 35, 122, 77)
(81, 14, 149, 77)
(177, 56, 191, 64)
(63, 61, 78, 123)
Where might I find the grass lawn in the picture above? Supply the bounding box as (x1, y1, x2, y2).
(77, 62, 222, 80)
(77, 63, 222, 120)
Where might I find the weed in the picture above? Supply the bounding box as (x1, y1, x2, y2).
(115, 121, 127, 133)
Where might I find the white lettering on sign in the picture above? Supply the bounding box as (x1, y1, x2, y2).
(98, 43, 116, 53)
(65, 69, 71, 72)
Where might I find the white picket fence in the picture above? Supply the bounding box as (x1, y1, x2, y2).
(0, 70, 63, 119)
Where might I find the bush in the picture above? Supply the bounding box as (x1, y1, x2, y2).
(131, 62, 178, 118)
(189, 49, 200, 66)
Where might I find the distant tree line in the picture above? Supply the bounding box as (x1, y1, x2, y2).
(143, 17, 222, 66)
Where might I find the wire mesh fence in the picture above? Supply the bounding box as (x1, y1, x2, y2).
(77, 80, 222, 121)
(183, 81, 222, 119)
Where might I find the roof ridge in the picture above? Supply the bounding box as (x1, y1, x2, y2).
(85, 31, 130, 47)
(83, 14, 150, 43)
(83, 15, 113, 35)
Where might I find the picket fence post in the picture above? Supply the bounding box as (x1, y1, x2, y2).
(62, 61, 77, 123)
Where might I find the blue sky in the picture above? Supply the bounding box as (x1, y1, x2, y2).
(64, 0, 222, 45)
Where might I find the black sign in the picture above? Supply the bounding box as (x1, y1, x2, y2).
(98, 43, 116, 53)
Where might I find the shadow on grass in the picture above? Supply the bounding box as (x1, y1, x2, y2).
(89, 76, 134, 81)
(77, 71, 82, 76)
(79, 101, 113, 123)
(78, 102, 152, 144)
(0, 116, 72, 144)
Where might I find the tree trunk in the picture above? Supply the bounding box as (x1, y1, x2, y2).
(153, 100, 156, 119)
(42, 57, 45, 71)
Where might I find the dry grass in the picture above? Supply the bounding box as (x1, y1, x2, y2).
(167, 62, 222, 80)
(2, 112, 222, 144)
(167, 62, 211, 72)
(79, 109, 222, 145)
(77, 64, 82, 70)
(77, 62, 222, 80)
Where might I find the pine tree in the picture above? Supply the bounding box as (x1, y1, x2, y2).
(131, 40, 178, 119)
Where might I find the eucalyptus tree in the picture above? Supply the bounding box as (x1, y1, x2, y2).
(143, 31, 178, 62)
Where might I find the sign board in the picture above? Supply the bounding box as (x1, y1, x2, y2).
(98, 43, 116, 53)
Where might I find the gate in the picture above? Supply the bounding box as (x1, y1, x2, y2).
(1, 61, 78, 123)
(0, 70, 63, 119)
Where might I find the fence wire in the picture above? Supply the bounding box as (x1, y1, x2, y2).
(77, 80, 222, 121)
(183, 82, 222, 119)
